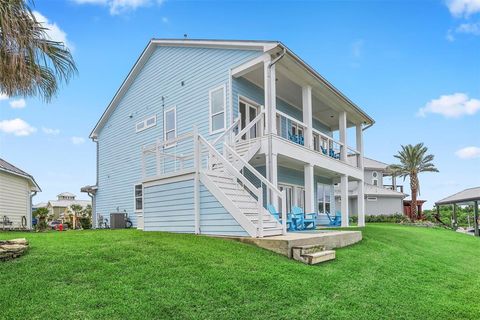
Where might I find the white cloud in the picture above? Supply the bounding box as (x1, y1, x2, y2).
(0, 118, 37, 136)
(447, 0, 480, 17)
(71, 136, 86, 144)
(351, 39, 364, 58)
(73, 0, 163, 15)
(9, 98, 26, 109)
(42, 127, 60, 135)
(456, 21, 480, 34)
(455, 146, 480, 159)
(418, 93, 480, 118)
(0, 93, 8, 101)
(32, 11, 73, 50)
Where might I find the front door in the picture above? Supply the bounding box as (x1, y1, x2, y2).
(239, 100, 259, 140)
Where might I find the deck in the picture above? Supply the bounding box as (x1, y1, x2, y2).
(225, 230, 362, 258)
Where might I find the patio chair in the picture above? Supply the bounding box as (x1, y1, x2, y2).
(292, 206, 317, 230)
(325, 211, 341, 227)
(267, 204, 294, 231)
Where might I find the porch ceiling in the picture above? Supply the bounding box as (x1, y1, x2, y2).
(241, 65, 357, 130)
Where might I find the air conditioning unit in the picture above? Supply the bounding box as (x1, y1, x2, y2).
(110, 213, 126, 229)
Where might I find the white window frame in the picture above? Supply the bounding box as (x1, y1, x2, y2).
(136, 115, 157, 133)
(134, 184, 143, 212)
(317, 182, 333, 214)
(209, 85, 227, 134)
(163, 106, 177, 149)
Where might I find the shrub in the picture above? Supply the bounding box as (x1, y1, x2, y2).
(79, 217, 92, 230)
(350, 213, 409, 224)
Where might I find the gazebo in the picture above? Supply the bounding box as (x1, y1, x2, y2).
(435, 187, 480, 236)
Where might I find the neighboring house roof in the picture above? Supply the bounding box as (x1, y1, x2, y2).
(58, 192, 76, 197)
(90, 38, 374, 139)
(48, 200, 91, 208)
(335, 183, 406, 198)
(435, 187, 480, 205)
(33, 202, 48, 208)
(0, 158, 41, 191)
(363, 157, 390, 171)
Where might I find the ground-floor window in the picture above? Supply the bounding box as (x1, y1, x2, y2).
(279, 183, 305, 213)
(134, 184, 143, 211)
(317, 183, 332, 214)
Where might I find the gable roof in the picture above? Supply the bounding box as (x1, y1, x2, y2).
(0, 158, 41, 191)
(89, 38, 374, 139)
(363, 157, 390, 171)
(435, 187, 480, 205)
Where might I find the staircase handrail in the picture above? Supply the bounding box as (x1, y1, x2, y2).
(233, 108, 265, 143)
(224, 143, 282, 199)
(212, 116, 241, 146)
(198, 135, 260, 198)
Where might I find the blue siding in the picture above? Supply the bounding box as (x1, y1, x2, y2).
(199, 184, 249, 236)
(142, 179, 248, 235)
(143, 179, 195, 232)
(95, 46, 263, 225)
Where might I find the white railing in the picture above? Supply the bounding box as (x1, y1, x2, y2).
(141, 132, 195, 178)
(224, 143, 287, 235)
(276, 110, 361, 168)
(198, 134, 281, 237)
(233, 108, 265, 144)
(212, 116, 240, 147)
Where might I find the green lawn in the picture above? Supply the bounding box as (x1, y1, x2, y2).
(1, 224, 479, 319)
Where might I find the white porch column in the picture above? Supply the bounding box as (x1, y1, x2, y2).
(339, 111, 347, 162)
(356, 123, 365, 227)
(357, 181, 365, 227)
(340, 174, 349, 227)
(304, 164, 315, 213)
(271, 152, 278, 188)
(302, 85, 313, 149)
(264, 58, 277, 135)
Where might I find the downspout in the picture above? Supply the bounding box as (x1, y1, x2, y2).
(267, 47, 286, 187)
(91, 136, 99, 228)
(30, 191, 37, 229)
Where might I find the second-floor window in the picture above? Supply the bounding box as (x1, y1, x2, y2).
(136, 115, 156, 133)
(164, 107, 176, 148)
(209, 85, 226, 134)
(372, 171, 379, 186)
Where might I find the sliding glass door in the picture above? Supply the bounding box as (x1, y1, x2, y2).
(317, 183, 332, 214)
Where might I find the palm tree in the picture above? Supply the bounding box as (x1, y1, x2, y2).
(389, 143, 439, 221)
(0, 0, 77, 101)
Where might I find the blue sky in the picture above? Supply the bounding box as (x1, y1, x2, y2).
(0, 0, 479, 208)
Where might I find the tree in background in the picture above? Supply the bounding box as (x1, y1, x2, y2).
(389, 143, 439, 221)
(69, 204, 83, 229)
(33, 207, 48, 231)
(0, 0, 77, 101)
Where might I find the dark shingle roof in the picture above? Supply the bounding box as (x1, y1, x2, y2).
(0, 158, 41, 191)
(436, 187, 480, 205)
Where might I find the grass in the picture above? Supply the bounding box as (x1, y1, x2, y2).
(1, 224, 479, 320)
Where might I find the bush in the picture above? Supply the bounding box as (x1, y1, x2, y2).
(350, 213, 409, 224)
(79, 217, 92, 230)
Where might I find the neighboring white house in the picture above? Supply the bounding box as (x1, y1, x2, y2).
(86, 39, 375, 237)
(0, 158, 41, 230)
(40, 192, 91, 221)
(335, 157, 406, 216)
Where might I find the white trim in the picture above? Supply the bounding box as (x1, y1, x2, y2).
(142, 170, 195, 187)
(228, 69, 233, 126)
(163, 106, 177, 148)
(367, 196, 378, 202)
(209, 84, 227, 135)
(231, 53, 270, 78)
(136, 115, 157, 133)
(133, 183, 143, 212)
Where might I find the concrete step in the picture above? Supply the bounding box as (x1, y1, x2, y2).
(302, 250, 336, 265)
(292, 245, 336, 265)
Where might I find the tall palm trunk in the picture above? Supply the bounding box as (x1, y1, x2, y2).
(410, 173, 418, 221)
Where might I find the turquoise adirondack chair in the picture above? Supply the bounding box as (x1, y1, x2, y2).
(291, 206, 317, 230)
(325, 211, 341, 226)
(267, 204, 294, 231)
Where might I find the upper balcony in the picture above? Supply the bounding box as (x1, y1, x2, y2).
(230, 48, 372, 179)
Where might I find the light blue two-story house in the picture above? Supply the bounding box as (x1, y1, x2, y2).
(86, 39, 374, 237)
